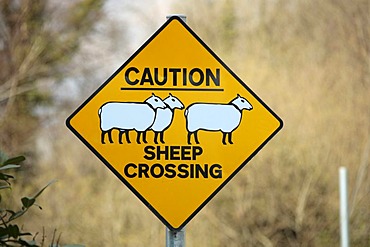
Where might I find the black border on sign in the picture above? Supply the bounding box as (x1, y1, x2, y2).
(66, 16, 283, 231)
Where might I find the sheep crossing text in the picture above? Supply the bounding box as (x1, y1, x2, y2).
(123, 145, 223, 179)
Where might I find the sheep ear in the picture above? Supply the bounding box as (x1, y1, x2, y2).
(237, 93, 241, 98)
(169, 93, 173, 97)
(152, 93, 155, 96)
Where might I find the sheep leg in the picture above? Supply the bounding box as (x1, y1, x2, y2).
(222, 132, 227, 145)
(160, 132, 165, 144)
(154, 132, 159, 144)
(187, 131, 200, 144)
(187, 132, 192, 145)
(194, 131, 200, 144)
(136, 132, 142, 144)
(125, 130, 131, 144)
(101, 131, 106, 144)
(118, 131, 124, 144)
(118, 131, 130, 144)
(228, 132, 233, 144)
(107, 129, 114, 143)
(143, 131, 148, 144)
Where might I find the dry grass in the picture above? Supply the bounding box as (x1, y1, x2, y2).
(7, 0, 369, 246)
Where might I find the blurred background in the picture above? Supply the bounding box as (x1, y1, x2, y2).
(0, 0, 368, 246)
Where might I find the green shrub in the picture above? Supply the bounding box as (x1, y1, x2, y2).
(0, 153, 81, 247)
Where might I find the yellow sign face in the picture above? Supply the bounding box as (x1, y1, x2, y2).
(66, 16, 283, 230)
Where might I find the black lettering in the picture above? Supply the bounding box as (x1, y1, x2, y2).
(206, 68, 220, 86)
(196, 164, 208, 178)
(140, 67, 154, 85)
(157, 146, 169, 160)
(170, 146, 180, 160)
(165, 164, 176, 178)
(169, 68, 181, 86)
(177, 164, 189, 178)
(181, 146, 192, 160)
(182, 68, 187, 86)
(210, 164, 222, 178)
(150, 163, 164, 178)
(143, 146, 155, 160)
(138, 163, 150, 178)
(124, 162, 222, 179)
(125, 67, 139, 85)
(124, 163, 137, 178)
(192, 146, 203, 160)
(154, 68, 167, 85)
(189, 164, 195, 178)
(189, 68, 204, 86)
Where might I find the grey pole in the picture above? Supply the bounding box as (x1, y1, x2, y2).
(164, 15, 186, 247)
(166, 14, 187, 23)
(166, 227, 185, 247)
(339, 167, 350, 247)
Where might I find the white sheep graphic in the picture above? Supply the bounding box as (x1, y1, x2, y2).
(185, 94, 253, 145)
(98, 93, 165, 144)
(150, 94, 184, 144)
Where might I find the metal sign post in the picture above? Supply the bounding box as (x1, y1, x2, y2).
(166, 227, 185, 247)
(166, 14, 187, 23)
(339, 167, 350, 247)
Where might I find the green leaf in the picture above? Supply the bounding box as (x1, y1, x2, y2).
(6, 209, 16, 215)
(3, 156, 25, 166)
(8, 224, 20, 238)
(0, 226, 7, 237)
(31, 179, 57, 200)
(0, 164, 21, 171)
(18, 180, 57, 211)
(8, 210, 26, 221)
(0, 173, 14, 181)
(0, 151, 8, 165)
(18, 238, 38, 247)
(0, 185, 10, 190)
(21, 197, 36, 209)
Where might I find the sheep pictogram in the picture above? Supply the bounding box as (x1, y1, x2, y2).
(98, 93, 166, 144)
(185, 94, 253, 145)
(150, 93, 184, 144)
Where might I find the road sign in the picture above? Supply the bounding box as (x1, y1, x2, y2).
(66, 16, 283, 231)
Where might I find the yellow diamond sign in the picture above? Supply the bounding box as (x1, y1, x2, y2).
(66, 16, 283, 230)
